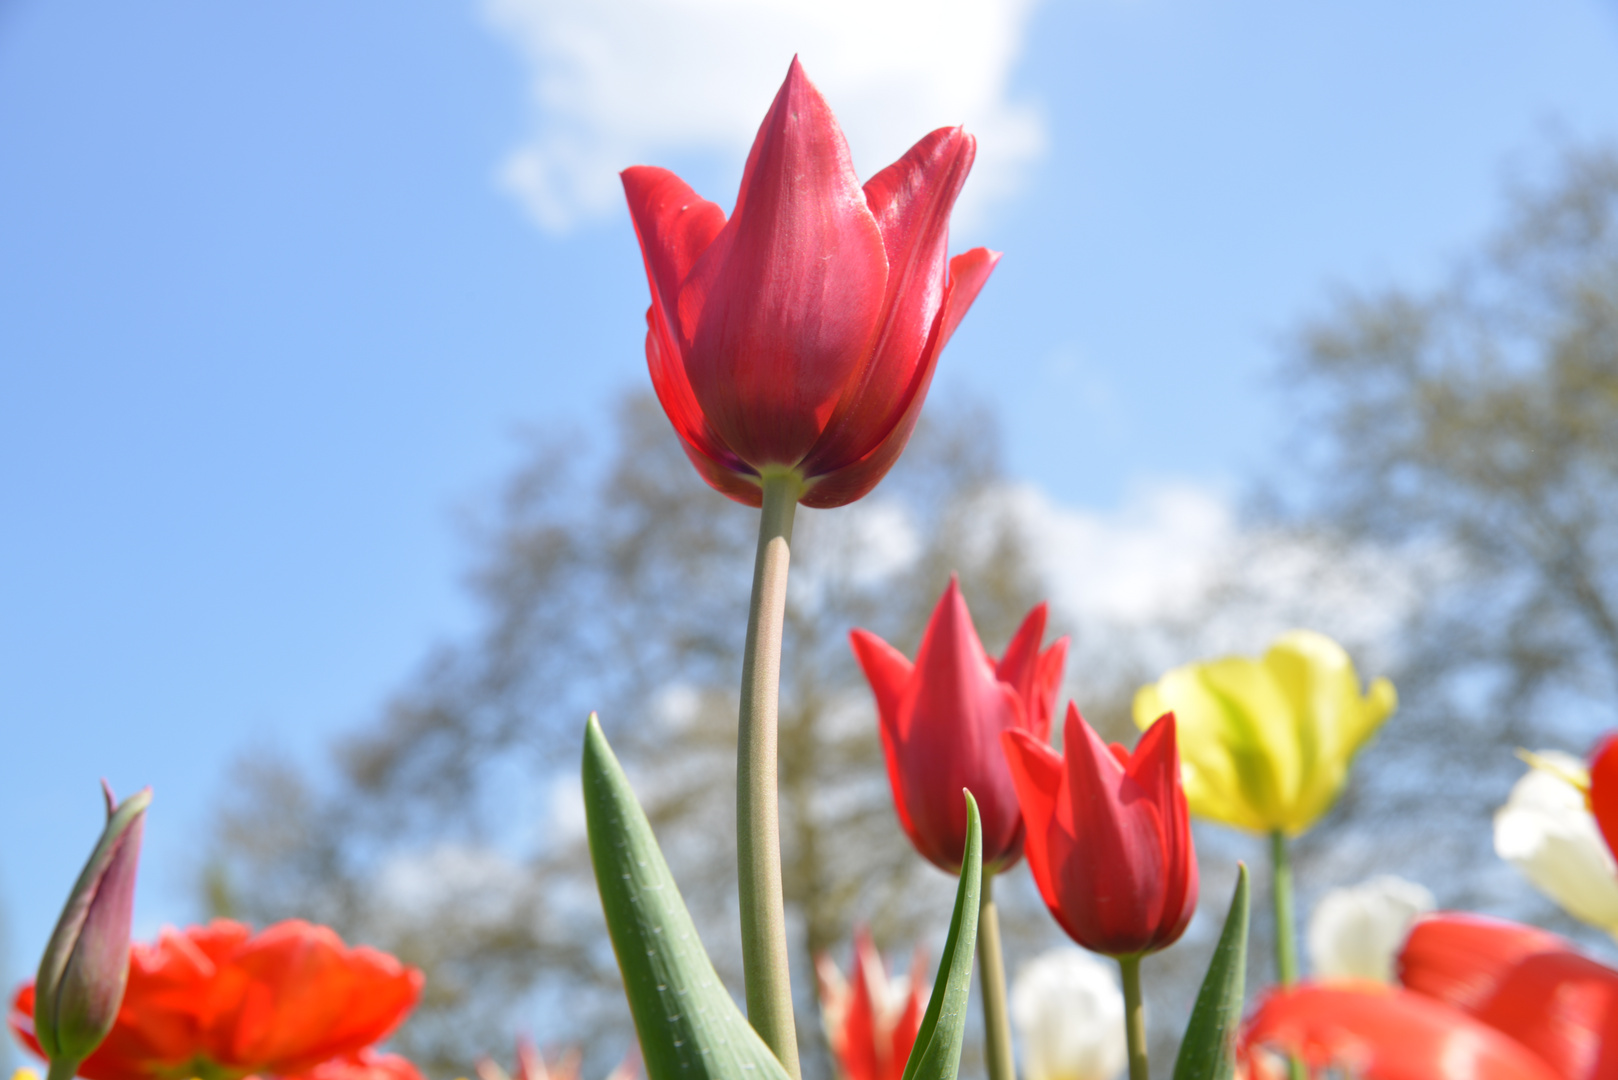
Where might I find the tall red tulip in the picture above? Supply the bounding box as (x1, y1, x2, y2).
(1400, 913, 1618, 1080)
(1591, 734, 1618, 861)
(10, 920, 423, 1080)
(1239, 983, 1563, 1080)
(815, 932, 927, 1080)
(1001, 707, 1198, 957)
(621, 58, 999, 509)
(850, 577, 1067, 872)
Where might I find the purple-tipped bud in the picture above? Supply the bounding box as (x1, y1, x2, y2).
(34, 784, 150, 1069)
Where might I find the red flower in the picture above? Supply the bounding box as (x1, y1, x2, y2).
(1239, 983, 1563, 1080)
(1591, 734, 1618, 861)
(1399, 913, 1618, 1080)
(9, 920, 423, 1080)
(285, 1051, 424, 1080)
(815, 932, 927, 1080)
(1001, 707, 1198, 957)
(850, 577, 1067, 872)
(621, 58, 999, 509)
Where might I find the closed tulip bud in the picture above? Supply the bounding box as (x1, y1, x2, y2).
(1132, 630, 1395, 836)
(1305, 875, 1434, 983)
(1002, 707, 1198, 957)
(1009, 948, 1125, 1080)
(851, 576, 1067, 873)
(1493, 750, 1618, 937)
(34, 784, 149, 1072)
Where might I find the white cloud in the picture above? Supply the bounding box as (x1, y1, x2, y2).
(482, 0, 1047, 234)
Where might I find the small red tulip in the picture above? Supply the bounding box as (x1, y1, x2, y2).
(815, 932, 927, 1080)
(1001, 707, 1198, 957)
(1590, 734, 1618, 862)
(1400, 913, 1618, 1080)
(1239, 983, 1562, 1080)
(293, 1050, 426, 1080)
(851, 577, 1067, 872)
(622, 58, 999, 509)
(10, 920, 423, 1080)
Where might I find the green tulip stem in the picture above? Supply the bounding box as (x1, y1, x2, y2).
(1118, 955, 1149, 1080)
(1269, 830, 1299, 986)
(977, 872, 1015, 1080)
(736, 470, 802, 1080)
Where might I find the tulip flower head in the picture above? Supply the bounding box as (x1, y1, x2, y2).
(815, 933, 928, 1080)
(1494, 750, 1618, 938)
(1399, 912, 1618, 1080)
(1305, 875, 1434, 984)
(1002, 707, 1198, 957)
(33, 784, 149, 1072)
(1009, 947, 1126, 1080)
(10, 920, 423, 1080)
(1133, 630, 1395, 836)
(622, 59, 1000, 509)
(851, 577, 1067, 873)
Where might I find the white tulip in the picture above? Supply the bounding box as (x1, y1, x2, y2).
(1306, 875, 1435, 982)
(1494, 749, 1618, 937)
(1010, 947, 1126, 1080)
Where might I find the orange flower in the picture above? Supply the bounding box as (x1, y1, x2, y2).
(9, 921, 423, 1080)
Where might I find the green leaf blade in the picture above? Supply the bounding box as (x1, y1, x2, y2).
(582, 714, 793, 1080)
(901, 791, 983, 1080)
(1173, 862, 1251, 1080)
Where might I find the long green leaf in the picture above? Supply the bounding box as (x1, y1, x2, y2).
(1172, 863, 1251, 1080)
(900, 791, 982, 1080)
(582, 714, 793, 1080)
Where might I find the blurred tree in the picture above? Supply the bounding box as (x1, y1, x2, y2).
(1274, 141, 1618, 930)
(201, 393, 1057, 1079)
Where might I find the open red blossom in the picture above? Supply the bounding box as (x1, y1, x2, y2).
(1240, 983, 1563, 1080)
(851, 577, 1067, 873)
(1399, 913, 1618, 1080)
(621, 58, 999, 509)
(1002, 707, 1197, 957)
(9, 920, 423, 1080)
(280, 1051, 424, 1080)
(815, 931, 927, 1080)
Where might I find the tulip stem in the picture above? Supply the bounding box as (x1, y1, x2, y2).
(977, 873, 1015, 1080)
(1269, 830, 1299, 986)
(47, 1060, 79, 1080)
(737, 470, 803, 1079)
(1118, 955, 1149, 1080)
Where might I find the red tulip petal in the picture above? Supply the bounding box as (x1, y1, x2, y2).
(799, 127, 976, 478)
(850, 628, 914, 731)
(1130, 714, 1198, 945)
(1241, 984, 1563, 1080)
(1399, 913, 1573, 1014)
(798, 247, 999, 509)
(1002, 728, 1066, 921)
(842, 933, 881, 1080)
(1029, 637, 1069, 743)
(889, 949, 928, 1080)
(1472, 949, 1618, 1080)
(620, 166, 726, 354)
(893, 578, 1026, 870)
(1057, 707, 1169, 955)
(644, 322, 761, 505)
(1591, 734, 1618, 862)
(994, 601, 1049, 716)
(678, 58, 889, 471)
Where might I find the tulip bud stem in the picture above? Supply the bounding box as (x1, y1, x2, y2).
(977, 873, 1015, 1080)
(736, 471, 803, 1080)
(1268, 830, 1299, 986)
(1117, 955, 1149, 1080)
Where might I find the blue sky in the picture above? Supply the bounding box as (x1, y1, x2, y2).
(3, 0, 1617, 1010)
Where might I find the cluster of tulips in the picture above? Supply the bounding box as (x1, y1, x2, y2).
(14, 57, 1618, 1080)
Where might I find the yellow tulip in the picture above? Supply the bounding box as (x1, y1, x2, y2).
(1133, 630, 1396, 835)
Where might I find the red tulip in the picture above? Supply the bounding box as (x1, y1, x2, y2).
(288, 1051, 425, 1080)
(1239, 983, 1563, 1080)
(850, 577, 1067, 872)
(1400, 913, 1618, 1080)
(1591, 734, 1618, 862)
(621, 58, 999, 509)
(9, 920, 423, 1080)
(815, 932, 927, 1080)
(1001, 707, 1197, 957)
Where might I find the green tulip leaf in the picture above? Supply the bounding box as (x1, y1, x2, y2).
(582, 714, 793, 1080)
(900, 791, 982, 1080)
(1173, 863, 1250, 1080)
